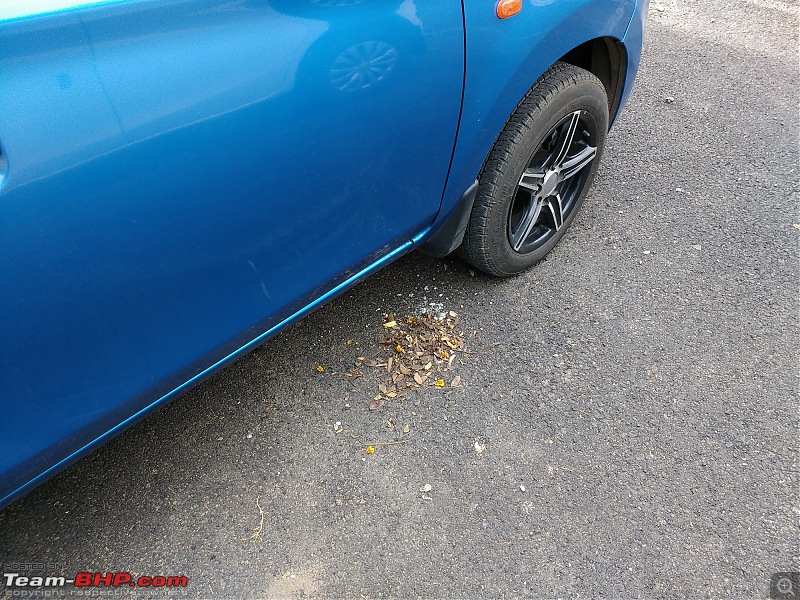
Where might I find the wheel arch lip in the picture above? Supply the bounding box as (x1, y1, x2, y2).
(420, 0, 647, 253)
(617, 0, 650, 122)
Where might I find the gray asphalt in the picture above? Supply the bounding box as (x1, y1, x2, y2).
(1, 0, 798, 598)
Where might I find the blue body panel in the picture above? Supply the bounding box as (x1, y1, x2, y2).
(0, 0, 464, 505)
(0, 0, 647, 508)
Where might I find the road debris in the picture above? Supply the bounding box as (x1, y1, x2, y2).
(242, 497, 265, 543)
(348, 311, 466, 409)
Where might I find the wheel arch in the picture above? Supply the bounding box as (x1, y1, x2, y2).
(472, 37, 627, 182)
(558, 37, 628, 125)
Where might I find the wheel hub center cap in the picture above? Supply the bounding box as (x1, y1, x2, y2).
(541, 170, 559, 197)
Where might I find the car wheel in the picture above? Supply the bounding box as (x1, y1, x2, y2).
(458, 62, 609, 277)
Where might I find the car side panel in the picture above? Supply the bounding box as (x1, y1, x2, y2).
(0, 0, 463, 504)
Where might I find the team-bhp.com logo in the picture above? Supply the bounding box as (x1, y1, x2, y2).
(3, 572, 188, 589)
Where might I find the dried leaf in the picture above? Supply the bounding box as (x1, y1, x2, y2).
(402, 423, 410, 434)
(363, 311, 468, 403)
(369, 397, 385, 411)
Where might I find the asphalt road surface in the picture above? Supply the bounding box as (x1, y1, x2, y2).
(1, 0, 798, 598)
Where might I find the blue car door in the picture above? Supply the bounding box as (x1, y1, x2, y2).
(0, 0, 463, 502)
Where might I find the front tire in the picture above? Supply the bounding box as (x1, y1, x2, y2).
(458, 62, 609, 277)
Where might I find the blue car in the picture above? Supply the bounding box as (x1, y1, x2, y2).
(0, 0, 648, 509)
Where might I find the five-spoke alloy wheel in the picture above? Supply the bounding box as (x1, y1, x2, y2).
(458, 63, 609, 277)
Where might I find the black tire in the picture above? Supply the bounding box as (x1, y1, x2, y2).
(458, 62, 609, 277)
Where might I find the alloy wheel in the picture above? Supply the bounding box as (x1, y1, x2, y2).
(508, 109, 599, 253)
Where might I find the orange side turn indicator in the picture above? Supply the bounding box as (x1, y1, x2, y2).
(496, 0, 522, 19)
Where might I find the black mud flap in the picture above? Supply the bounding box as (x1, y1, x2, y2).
(418, 180, 479, 258)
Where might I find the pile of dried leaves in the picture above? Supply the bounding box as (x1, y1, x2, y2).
(347, 311, 465, 410)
